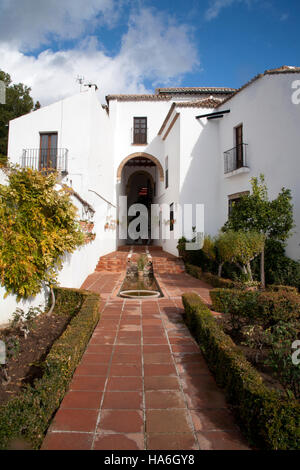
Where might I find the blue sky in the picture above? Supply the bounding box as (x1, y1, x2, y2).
(0, 0, 298, 103)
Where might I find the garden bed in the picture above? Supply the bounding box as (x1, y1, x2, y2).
(0, 287, 100, 450)
(182, 293, 300, 450)
(0, 312, 74, 406)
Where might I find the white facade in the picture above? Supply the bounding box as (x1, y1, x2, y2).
(2, 66, 300, 322)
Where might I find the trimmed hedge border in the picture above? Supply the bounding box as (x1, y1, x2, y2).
(182, 292, 300, 450)
(0, 287, 100, 450)
(185, 263, 235, 289)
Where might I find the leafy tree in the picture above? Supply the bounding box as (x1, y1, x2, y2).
(224, 175, 294, 287)
(0, 70, 40, 164)
(0, 167, 84, 304)
(216, 230, 264, 279)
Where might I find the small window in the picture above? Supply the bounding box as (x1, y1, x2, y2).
(165, 156, 169, 189)
(228, 191, 249, 216)
(133, 117, 147, 144)
(170, 203, 174, 231)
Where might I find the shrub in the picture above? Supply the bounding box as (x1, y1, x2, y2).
(182, 293, 300, 450)
(264, 321, 300, 400)
(0, 167, 84, 300)
(185, 264, 234, 289)
(211, 288, 300, 326)
(0, 287, 100, 450)
(257, 290, 300, 325)
(268, 285, 298, 294)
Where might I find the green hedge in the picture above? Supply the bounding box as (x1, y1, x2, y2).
(210, 288, 300, 325)
(0, 287, 100, 450)
(185, 263, 234, 289)
(182, 293, 300, 450)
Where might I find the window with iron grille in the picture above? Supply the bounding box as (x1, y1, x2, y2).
(133, 117, 147, 144)
(165, 156, 169, 189)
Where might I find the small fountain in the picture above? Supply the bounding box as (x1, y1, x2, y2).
(119, 254, 162, 298)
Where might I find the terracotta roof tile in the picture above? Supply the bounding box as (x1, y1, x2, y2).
(175, 98, 223, 108)
(155, 87, 235, 94)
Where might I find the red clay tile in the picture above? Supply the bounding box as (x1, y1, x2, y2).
(112, 353, 142, 364)
(114, 345, 142, 354)
(98, 410, 143, 433)
(197, 431, 250, 450)
(86, 345, 113, 354)
(94, 433, 144, 450)
(106, 377, 143, 391)
(144, 376, 180, 391)
(144, 364, 177, 377)
(74, 364, 108, 377)
(70, 376, 106, 391)
(41, 432, 93, 450)
(143, 345, 171, 353)
(145, 391, 186, 409)
(50, 408, 98, 432)
(143, 337, 168, 345)
(143, 353, 173, 364)
(80, 353, 111, 364)
(147, 433, 198, 450)
(146, 409, 193, 433)
(110, 364, 142, 376)
(61, 391, 102, 409)
(102, 391, 143, 409)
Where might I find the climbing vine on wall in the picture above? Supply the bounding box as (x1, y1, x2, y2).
(0, 167, 84, 300)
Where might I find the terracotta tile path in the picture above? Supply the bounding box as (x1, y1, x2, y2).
(42, 252, 250, 450)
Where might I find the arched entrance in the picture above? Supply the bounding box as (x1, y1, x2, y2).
(118, 153, 163, 245)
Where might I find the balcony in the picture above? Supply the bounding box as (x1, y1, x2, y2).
(224, 143, 248, 175)
(20, 148, 68, 174)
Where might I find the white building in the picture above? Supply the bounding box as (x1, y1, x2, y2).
(5, 65, 300, 291)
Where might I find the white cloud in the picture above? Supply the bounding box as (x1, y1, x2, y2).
(205, 0, 255, 21)
(0, 0, 122, 50)
(0, 8, 199, 105)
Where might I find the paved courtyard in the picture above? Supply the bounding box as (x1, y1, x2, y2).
(42, 253, 250, 450)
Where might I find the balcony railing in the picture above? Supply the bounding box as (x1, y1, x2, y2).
(224, 143, 248, 174)
(20, 148, 68, 173)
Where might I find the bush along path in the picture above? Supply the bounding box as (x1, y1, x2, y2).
(42, 264, 250, 451)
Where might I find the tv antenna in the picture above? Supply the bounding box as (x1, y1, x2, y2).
(76, 75, 85, 92)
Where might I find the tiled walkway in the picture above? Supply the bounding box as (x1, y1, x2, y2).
(42, 256, 250, 450)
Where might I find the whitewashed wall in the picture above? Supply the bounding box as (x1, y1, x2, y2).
(217, 74, 300, 261)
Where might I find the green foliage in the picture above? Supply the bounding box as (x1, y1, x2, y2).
(264, 321, 300, 400)
(137, 254, 147, 271)
(210, 288, 300, 328)
(224, 174, 294, 241)
(260, 239, 300, 290)
(0, 167, 84, 299)
(216, 230, 264, 278)
(10, 306, 41, 338)
(202, 235, 217, 261)
(0, 288, 100, 450)
(0, 70, 38, 158)
(182, 293, 300, 450)
(185, 263, 235, 288)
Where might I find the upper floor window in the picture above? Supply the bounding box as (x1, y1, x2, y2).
(235, 124, 243, 169)
(133, 117, 147, 144)
(165, 156, 169, 189)
(40, 132, 58, 170)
